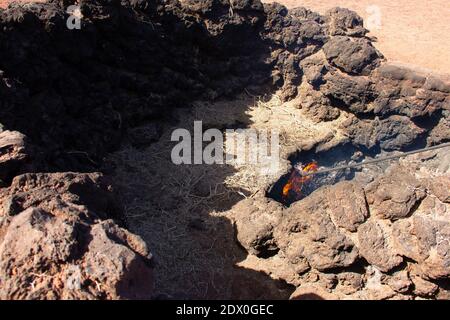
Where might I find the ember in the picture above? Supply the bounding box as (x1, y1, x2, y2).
(282, 161, 319, 201)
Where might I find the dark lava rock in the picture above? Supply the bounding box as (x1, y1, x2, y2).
(323, 36, 382, 75)
(324, 7, 368, 37)
(341, 115, 426, 151)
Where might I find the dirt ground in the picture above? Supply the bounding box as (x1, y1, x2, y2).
(2, 0, 448, 74)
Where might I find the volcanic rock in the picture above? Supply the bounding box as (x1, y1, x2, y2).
(357, 220, 403, 272)
(128, 123, 162, 147)
(290, 284, 338, 300)
(411, 276, 439, 297)
(322, 71, 375, 115)
(82, 220, 154, 299)
(0, 1, 446, 167)
(382, 270, 412, 294)
(371, 67, 450, 119)
(0, 172, 121, 221)
(323, 36, 382, 75)
(235, 148, 449, 299)
(427, 112, 450, 146)
(342, 115, 426, 151)
(0, 172, 153, 299)
(392, 212, 450, 280)
(274, 189, 359, 271)
(335, 272, 364, 295)
(365, 166, 426, 220)
(0, 131, 32, 183)
(426, 176, 450, 203)
(324, 7, 368, 37)
(232, 197, 283, 257)
(326, 181, 368, 232)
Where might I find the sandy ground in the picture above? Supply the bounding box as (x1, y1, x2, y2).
(2, 0, 449, 74)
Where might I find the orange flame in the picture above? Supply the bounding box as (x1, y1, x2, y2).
(282, 161, 319, 200)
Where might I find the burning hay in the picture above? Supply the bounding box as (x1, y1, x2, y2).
(272, 142, 450, 206)
(282, 161, 319, 202)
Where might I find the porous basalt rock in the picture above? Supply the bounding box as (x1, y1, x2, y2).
(232, 197, 283, 257)
(323, 36, 382, 75)
(326, 181, 368, 232)
(274, 187, 360, 271)
(324, 7, 368, 37)
(365, 166, 426, 220)
(0, 172, 153, 299)
(357, 220, 403, 272)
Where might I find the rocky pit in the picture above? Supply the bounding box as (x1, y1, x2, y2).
(0, 0, 449, 299)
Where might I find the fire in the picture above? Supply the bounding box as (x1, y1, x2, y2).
(282, 161, 319, 200)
